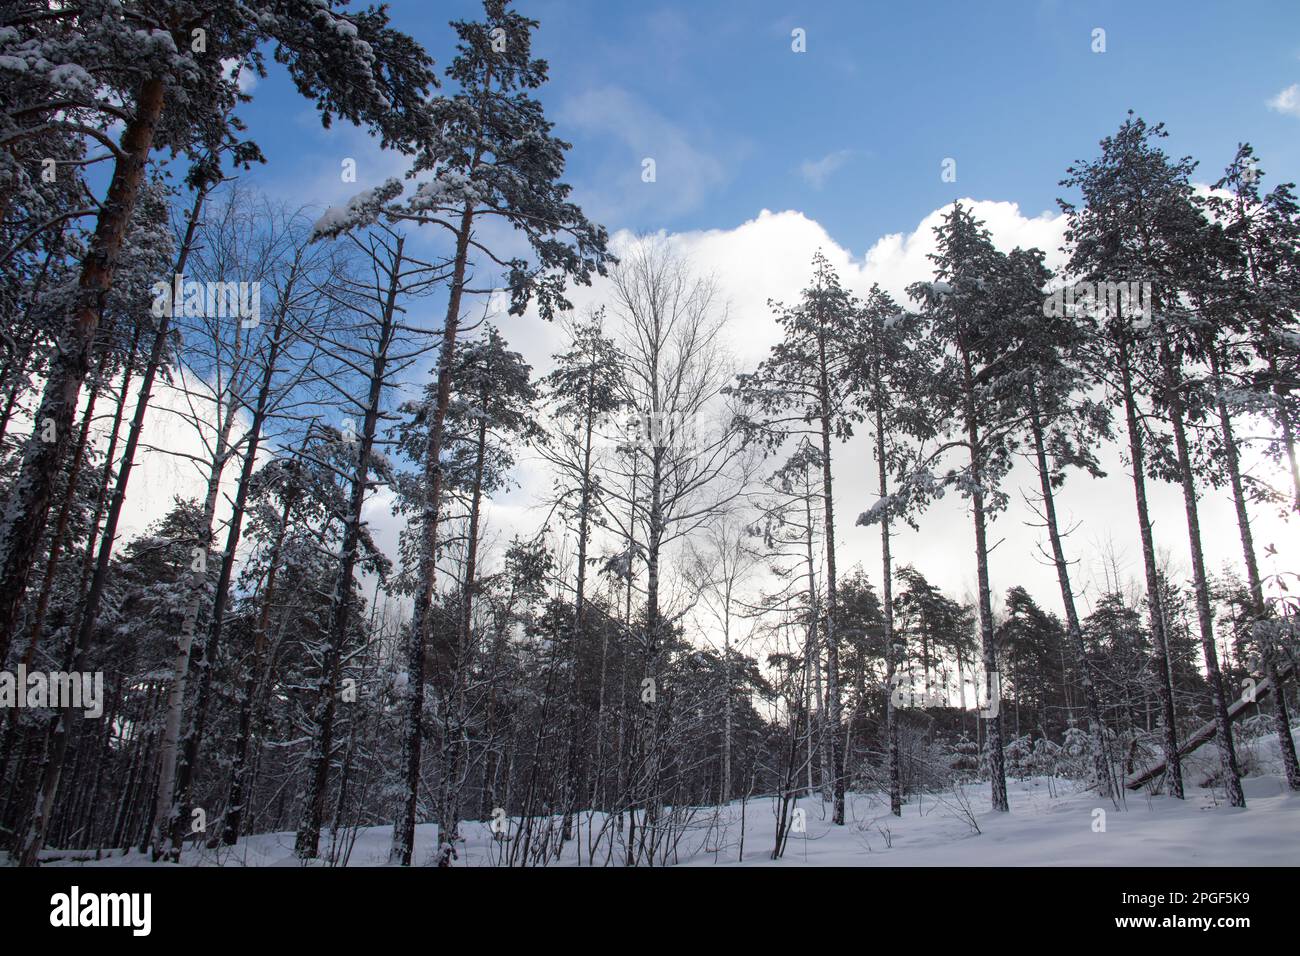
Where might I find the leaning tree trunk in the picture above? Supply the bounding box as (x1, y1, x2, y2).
(74, 319, 142, 619)
(67, 185, 207, 672)
(20, 358, 109, 658)
(0, 76, 166, 665)
(1028, 384, 1111, 798)
(26, 185, 214, 869)
(12, 101, 193, 866)
(0, 358, 110, 797)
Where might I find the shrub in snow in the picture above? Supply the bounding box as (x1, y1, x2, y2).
(1054, 725, 1092, 780)
(1004, 734, 1036, 780)
(950, 733, 981, 781)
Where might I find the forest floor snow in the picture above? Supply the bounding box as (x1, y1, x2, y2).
(36, 731, 1300, 868)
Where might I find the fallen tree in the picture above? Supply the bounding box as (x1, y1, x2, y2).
(1126, 659, 1295, 791)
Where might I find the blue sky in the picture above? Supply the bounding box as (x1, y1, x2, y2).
(230, 0, 1300, 256)
(125, 1, 1300, 621)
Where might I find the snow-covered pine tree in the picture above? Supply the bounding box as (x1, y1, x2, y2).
(313, 0, 613, 865)
(0, 0, 438, 671)
(1202, 146, 1300, 790)
(996, 586, 1067, 742)
(907, 203, 1036, 813)
(1008, 244, 1116, 798)
(402, 324, 540, 863)
(731, 251, 862, 825)
(537, 312, 624, 833)
(852, 284, 936, 816)
(1062, 116, 1243, 804)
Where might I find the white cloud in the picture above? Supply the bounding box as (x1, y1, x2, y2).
(491, 199, 1294, 643)
(799, 149, 852, 189)
(109, 197, 1294, 659)
(71, 366, 259, 558)
(1267, 83, 1300, 117)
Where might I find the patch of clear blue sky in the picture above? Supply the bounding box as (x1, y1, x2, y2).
(232, 0, 1300, 256)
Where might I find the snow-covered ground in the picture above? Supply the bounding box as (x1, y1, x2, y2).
(37, 731, 1300, 868)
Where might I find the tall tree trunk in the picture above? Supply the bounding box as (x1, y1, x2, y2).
(1158, 336, 1245, 807)
(875, 411, 902, 816)
(1117, 338, 1183, 798)
(15, 137, 200, 870)
(577, 372, 602, 815)
(1234, 191, 1300, 513)
(150, 398, 239, 861)
(564, 360, 599, 833)
(220, 488, 294, 846)
(801, 465, 825, 799)
(636, 434, 666, 837)
(436, 386, 489, 859)
(1268, 351, 1300, 512)
(816, 332, 845, 825)
(391, 205, 474, 865)
(298, 243, 401, 858)
(37, 190, 210, 869)
(1208, 348, 1299, 789)
(172, 283, 294, 856)
(967, 427, 1009, 811)
(721, 589, 733, 806)
(614, 455, 637, 826)
(959, 342, 1008, 812)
